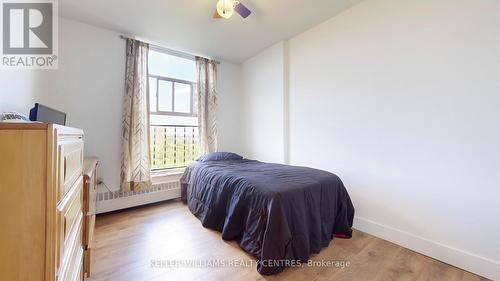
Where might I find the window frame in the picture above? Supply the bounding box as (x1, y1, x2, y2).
(148, 46, 197, 117)
(148, 47, 199, 172)
(149, 75, 196, 117)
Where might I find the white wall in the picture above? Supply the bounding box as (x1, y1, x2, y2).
(0, 70, 49, 116)
(45, 18, 125, 191)
(241, 42, 286, 163)
(217, 62, 243, 154)
(46, 18, 244, 191)
(241, 0, 500, 279)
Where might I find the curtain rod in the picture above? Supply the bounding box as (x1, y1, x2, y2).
(120, 35, 220, 64)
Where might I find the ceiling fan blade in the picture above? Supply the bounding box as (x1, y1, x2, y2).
(213, 9, 222, 19)
(234, 2, 252, 18)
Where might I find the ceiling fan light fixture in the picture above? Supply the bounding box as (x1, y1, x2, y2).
(216, 0, 235, 19)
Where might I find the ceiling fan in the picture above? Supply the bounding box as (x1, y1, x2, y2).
(213, 0, 252, 19)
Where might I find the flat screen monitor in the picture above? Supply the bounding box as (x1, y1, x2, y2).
(29, 103, 66, 125)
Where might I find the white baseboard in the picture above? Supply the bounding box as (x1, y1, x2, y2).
(354, 216, 499, 280)
(96, 182, 181, 214)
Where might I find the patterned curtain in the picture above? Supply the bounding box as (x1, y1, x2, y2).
(120, 39, 151, 192)
(196, 57, 218, 154)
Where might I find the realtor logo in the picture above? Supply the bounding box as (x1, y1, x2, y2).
(1, 0, 58, 69)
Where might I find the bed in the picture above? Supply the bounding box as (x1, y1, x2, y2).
(180, 154, 355, 275)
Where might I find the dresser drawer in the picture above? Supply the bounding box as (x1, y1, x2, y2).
(58, 177, 83, 244)
(58, 220, 83, 281)
(57, 176, 83, 275)
(58, 138, 83, 201)
(73, 259, 83, 281)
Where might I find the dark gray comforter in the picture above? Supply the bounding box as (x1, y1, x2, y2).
(180, 159, 354, 275)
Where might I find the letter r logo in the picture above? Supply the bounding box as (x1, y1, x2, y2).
(2, 2, 53, 54)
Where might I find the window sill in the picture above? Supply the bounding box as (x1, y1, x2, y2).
(151, 168, 185, 185)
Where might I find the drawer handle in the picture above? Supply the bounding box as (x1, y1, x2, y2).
(64, 218, 67, 236)
(64, 158, 67, 179)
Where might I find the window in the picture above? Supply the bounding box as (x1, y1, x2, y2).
(148, 47, 199, 171)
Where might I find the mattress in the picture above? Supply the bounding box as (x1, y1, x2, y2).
(180, 159, 355, 275)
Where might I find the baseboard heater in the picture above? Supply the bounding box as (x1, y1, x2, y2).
(96, 181, 181, 214)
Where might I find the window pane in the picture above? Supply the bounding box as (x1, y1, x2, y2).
(148, 50, 196, 82)
(158, 80, 173, 111)
(149, 77, 157, 112)
(150, 124, 199, 170)
(174, 83, 192, 113)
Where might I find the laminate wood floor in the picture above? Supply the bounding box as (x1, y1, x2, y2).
(87, 200, 488, 281)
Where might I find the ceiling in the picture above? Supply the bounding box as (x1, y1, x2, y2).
(60, 0, 363, 63)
